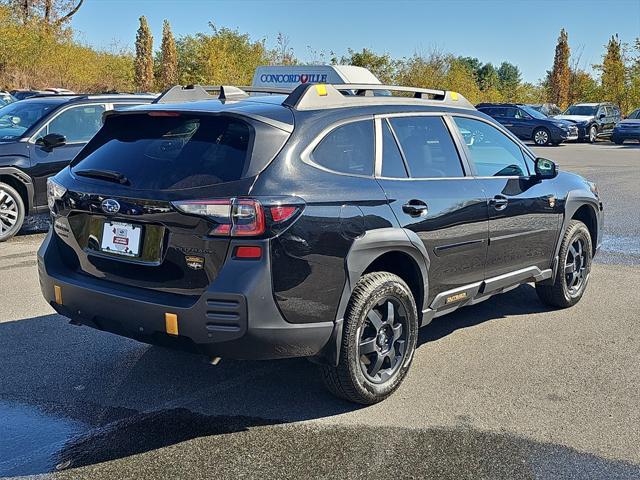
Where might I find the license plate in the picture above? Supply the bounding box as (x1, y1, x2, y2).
(101, 221, 142, 257)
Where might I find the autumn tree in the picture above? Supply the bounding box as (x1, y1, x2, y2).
(158, 19, 178, 89)
(134, 15, 154, 92)
(2, 0, 83, 25)
(548, 28, 570, 108)
(339, 48, 397, 83)
(598, 34, 627, 111)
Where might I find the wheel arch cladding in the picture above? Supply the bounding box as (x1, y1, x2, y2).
(0, 171, 31, 213)
(315, 228, 430, 367)
(337, 228, 430, 323)
(571, 204, 598, 256)
(558, 189, 600, 260)
(0, 167, 33, 212)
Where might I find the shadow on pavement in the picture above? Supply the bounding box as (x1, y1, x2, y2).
(1, 285, 637, 478)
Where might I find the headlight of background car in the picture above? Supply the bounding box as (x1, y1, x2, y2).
(47, 177, 67, 210)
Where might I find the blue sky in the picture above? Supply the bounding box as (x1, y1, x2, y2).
(72, 0, 640, 83)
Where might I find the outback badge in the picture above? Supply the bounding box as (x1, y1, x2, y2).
(185, 255, 205, 270)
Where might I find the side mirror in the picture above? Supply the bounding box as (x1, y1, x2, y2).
(37, 133, 66, 150)
(598, 113, 606, 119)
(535, 157, 557, 179)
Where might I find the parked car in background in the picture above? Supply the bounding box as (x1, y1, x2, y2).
(10, 90, 47, 100)
(476, 103, 578, 145)
(39, 83, 602, 404)
(0, 93, 155, 241)
(555, 102, 621, 143)
(612, 108, 640, 144)
(529, 103, 563, 117)
(0, 91, 16, 107)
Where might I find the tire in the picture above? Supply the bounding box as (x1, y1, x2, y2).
(587, 124, 598, 143)
(533, 127, 551, 146)
(613, 137, 624, 145)
(0, 182, 25, 242)
(320, 272, 419, 404)
(536, 220, 593, 308)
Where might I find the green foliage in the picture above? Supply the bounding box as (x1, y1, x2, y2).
(0, 5, 134, 91)
(497, 62, 521, 101)
(158, 19, 178, 90)
(339, 48, 397, 83)
(134, 16, 154, 92)
(548, 28, 571, 108)
(596, 35, 627, 112)
(176, 24, 269, 86)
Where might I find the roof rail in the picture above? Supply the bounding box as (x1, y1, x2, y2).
(153, 85, 292, 104)
(282, 83, 475, 111)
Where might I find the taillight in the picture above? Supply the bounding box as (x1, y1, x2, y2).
(232, 199, 265, 236)
(173, 198, 277, 237)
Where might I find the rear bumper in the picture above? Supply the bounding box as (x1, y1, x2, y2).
(38, 231, 334, 360)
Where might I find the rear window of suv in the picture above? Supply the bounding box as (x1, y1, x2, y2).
(72, 113, 258, 190)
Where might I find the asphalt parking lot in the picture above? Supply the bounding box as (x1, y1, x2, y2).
(0, 142, 638, 479)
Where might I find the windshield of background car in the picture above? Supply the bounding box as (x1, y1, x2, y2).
(520, 106, 548, 120)
(71, 113, 284, 191)
(628, 109, 640, 119)
(0, 101, 57, 140)
(564, 105, 597, 116)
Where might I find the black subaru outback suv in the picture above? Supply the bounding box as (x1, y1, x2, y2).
(38, 84, 603, 404)
(0, 93, 154, 241)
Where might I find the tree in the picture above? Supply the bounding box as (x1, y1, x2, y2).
(176, 24, 270, 86)
(598, 34, 627, 112)
(477, 63, 499, 91)
(2, 0, 83, 25)
(339, 48, 396, 83)
(497, 61, 521, 100)
(159, 19, 177, 89)
(134, 15, 154, 92)
(549, 28, 571, 108)
(272, 32, 297, 65)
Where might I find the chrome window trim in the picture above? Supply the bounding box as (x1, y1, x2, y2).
(300, 115, 376, 179)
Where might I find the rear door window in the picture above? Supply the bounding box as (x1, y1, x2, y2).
(389, 116, 464, 178)
(310, 120, 374, 176)
(42, 104, 106, 143)
(72, 114, 255, 190)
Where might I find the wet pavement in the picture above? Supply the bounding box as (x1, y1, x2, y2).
(1, 143, 639, 479)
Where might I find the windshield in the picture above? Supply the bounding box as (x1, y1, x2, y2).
(0, 101, 57, 140)
(520, 106, 548, 120)
(563, 105, 597, 116)
(627, 109, 640, 120)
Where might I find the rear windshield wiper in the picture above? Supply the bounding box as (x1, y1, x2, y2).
(74, 169, 130, 185)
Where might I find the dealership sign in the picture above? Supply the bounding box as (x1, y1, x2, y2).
(259, 73, 329, 84)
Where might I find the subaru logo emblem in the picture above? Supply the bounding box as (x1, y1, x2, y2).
(101, 199, 120, 214)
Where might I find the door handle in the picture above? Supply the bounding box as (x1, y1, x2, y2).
(489, 195, 508, 211)
(402, 200, 428, 217)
